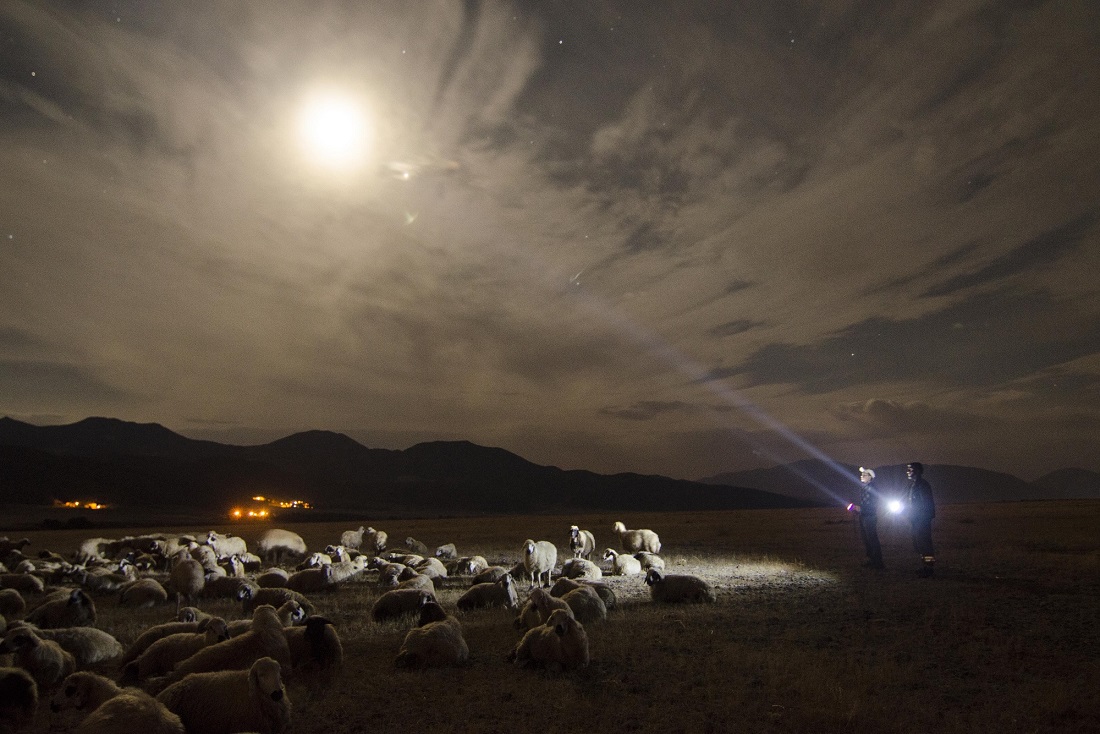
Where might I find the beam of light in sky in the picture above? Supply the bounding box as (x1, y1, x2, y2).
(298, 90, 370, 170)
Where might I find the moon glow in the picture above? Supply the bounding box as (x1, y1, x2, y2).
(298, 91, 368, 169)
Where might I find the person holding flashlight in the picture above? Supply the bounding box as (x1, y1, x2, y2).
(849, 467, 885, 569)
(906, 462, 936, 577)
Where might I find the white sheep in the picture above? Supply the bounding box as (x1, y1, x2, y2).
(394, 601, 469, 669)
(569, 525, 596, 559)
(0, 588, 26, 617)
(255, 529, 307, 566)
(204, 531, 248, 560)
(415, 557, 448, 580)
(325, 558, 368, 585)
(434, 543, 458, 560)
(448, 555, 489, 576)
(119, 578, 169, 608)
(153, 605, 293, 692)
(397, 573, 436, 596)
(363, 527, 388, 553)
(471, 566, 509, 585)
(120, 617, 230, 683)
(456, 574, 519, 611)
(371, 589, 435, 623)
(227, 600, 306, 637)
(0, 625, 75, 690)
(508, 609, 589, 671)
(237, 584, 315, 616)
(560, 558, 603, 580)
(25, 588, 97, 629)
(339, 526, 367, 550)
(634, 551, 666, 571)
(156, 656, 291, 734)
(296, 551, 332, 570)
(9, 622, 124, 668)
(602, 548, 643, 576)
(404, 537, 430, 555)
(644, 568, 716, 603)
(0, 666, 38, 733)
(523, 539, 558, 588)
(51, 671, 186, 734)
(550, 578, 617, 610)
(285, 566, 332, 593)
(612, 521, 662, 553)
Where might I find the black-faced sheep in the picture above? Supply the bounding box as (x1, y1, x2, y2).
(0, 666, 37, 733)
(50, 671, 185, 734)
(119, 578, 169, 608)
(237, 584, 315, 616)
(153, 605, 293, 692)
(569, 525, 596, 559)
(404, 537, 430, 555)
(0, 625, 76, 690)
(25, 588, 96, 629)
(394, 601, 468, 669)
(612, 521, 661, 553)
(10, 622, 124, 669)
(0, 588, 25, 618)
(120, 617, 230, 683)
(284, 616, 342, 683)
(371, 589, 435, 623)
(561, 558, 602, 580)
(255, 529, 307, 566)
(508, 609, 589, 671)
(603, 548, 643, 576)
(644, 568, 716, 603)
(523, 539, 558, 588)
(200, 574, 250, 599)
(156, 656, 291, 734)
(456, 574, 519, 611)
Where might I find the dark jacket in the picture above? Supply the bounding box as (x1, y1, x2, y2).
(859, 481, 881, 516)
(907, 477, 935, 521)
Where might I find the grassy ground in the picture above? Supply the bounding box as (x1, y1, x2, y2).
(6, 501, 1100, 733)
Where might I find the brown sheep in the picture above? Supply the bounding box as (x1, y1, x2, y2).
(156, 656, 291, 734)
(508, 609, 589, 671)
(0, 625, 76, 690)
(25, 588, 96, 629)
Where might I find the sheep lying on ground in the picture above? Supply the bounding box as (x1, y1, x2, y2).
(513, 587, 572, 631)
(415, 557, 448, 580)
(201, 575, 249, 599)
(50, 671, 185, 734)
(395, 601, 468, 669)
(561, 558, 602, 580)
(255, 529, 307, 566)
(644, 569, 716, 603)
(0, 625, 75, 689)
(0, 573, 45, 595)
(613, 521, 661, 553)
(0, 588, 25, 618)
(8, 622, 124, 669)
(634, 551, 666, 571)
(508, 609, 589, 671)
(550, 578, 617, 611)
(397, 573, 436, 596)
(119, 578, 168, 608)
(237, 584, 315, 616)
(152, 605, 292, 693)
(0, 666, 37, 733)
(120, 617, 230, 683)
(156, 656, 291, 734)
(523, 539, 558, 588)
(284, 616, 342, 682)
(284, 567, 331, 594)
(25, 588, 96, 629)
(371, 589, 435, 623)
(404, 537, 429, 555)
(227, 600, 306, 637)
(119, 620, 206, 668)
(569, 526, 596, 559)
(471, 566, 509, 585)
(448, 555, 489, 576)
(256, 568, 289, 588)
(456, 574, 518, 611)
(603, 548, 643, 576)
(434, 543, 457, 560)
(560, 585, 608, 624)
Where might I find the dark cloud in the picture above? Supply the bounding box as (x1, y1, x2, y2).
(599, 401, 697, 421)
(708, 319, 766, 338)
(832, 398, 988, 434)
(0, 360, 133, 406)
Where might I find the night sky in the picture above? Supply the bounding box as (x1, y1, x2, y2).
(2, 1, 1098, 481)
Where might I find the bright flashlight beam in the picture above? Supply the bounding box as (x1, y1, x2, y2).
(888, 500, 904, 514)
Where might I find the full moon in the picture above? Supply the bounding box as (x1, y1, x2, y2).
(298, 91, 369, 169)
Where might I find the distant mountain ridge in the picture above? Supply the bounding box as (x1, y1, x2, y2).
(0, 416, 807, 515)
(699, 459, 1100, 504)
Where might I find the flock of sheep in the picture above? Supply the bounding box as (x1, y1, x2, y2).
(0, 520, 715, 733)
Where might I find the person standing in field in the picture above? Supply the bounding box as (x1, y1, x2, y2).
(849, 467, 885, 569)
(906, 462, 936, 577)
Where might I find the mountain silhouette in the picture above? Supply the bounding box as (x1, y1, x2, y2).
(0, 417, 805, 516)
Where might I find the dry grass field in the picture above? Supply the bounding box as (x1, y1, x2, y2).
(5, 500, 1099, 734)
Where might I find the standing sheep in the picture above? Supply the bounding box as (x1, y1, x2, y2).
(456, 574, 519, 611)
(0, 626, 76, 690)
(394, 601, 468, 669)
(612, 521, 662, 554)
(255, 529, 307, 566)
(644, 568, 716, 603)
(362, 527, 388, 554)
(0, 666, 37, 733)
(50, 671, 185, 734)
(523, 539, 558, 589)
(25, 589, 97, 629)
(156, 656, 291, 734)
(508, 609, 589, 671)
(168, 553, 205, 614)
(205, 532, 247, 560)
(602, 548, 643, 576)
(569, 526, 596, 560)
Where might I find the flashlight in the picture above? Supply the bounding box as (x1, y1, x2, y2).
(846, 503, 853, 511)
(888, 499, 904, 514)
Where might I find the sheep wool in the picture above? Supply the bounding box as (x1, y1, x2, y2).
(119, 578, 169, 608)
(561, 585, 608, 624)
(569, 526, 596, 560)
(560, 558, 602, 580)
(255, 529, 307, 566)
(509, 609, 589, 671)
(603, 548, 643, 576)
(0, 573, 45, 594)
(404, 537, 430, 555)
(395, 602, 468, 669)
(522, 539, 558, 589)
(51, 671, 185, 734)
(612, 521, 662, 554)
(0, 626, 76, 690)
(25, 589, 97, 629)
(644, 569, 716, 603)
(372, 589, 435, 623)
(456, 574, 518, 611)
(156, 656, 291, 734)
(0, 588, 26, 617)
(22, 624, 125, 668)
(284, 616, 343, 681)
(121, 617, 230, 683)
(0, 666, 37, 733)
